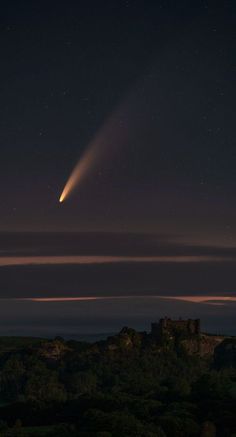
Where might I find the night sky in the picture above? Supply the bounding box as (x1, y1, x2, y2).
(0, 1, 235, 336)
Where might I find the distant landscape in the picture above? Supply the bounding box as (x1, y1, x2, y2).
(1, 295, 236, 341)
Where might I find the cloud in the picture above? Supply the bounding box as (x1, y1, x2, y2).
(21, 295, 236, 306)
(1, 260, 236, 299)
(0, 254, 231, 267)
(0, 232, 236, 300)
(1, 231, 236, 258)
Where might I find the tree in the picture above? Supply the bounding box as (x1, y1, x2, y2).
(200, 421, 216, 437)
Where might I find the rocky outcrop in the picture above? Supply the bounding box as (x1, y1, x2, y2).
(107, 327, 145, 351)
(181, 334, 225, 357)
(38, 339, 70, 361)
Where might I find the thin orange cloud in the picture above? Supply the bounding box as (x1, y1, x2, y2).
(0, 255, 232, 267)
(20, 295, 236, 305)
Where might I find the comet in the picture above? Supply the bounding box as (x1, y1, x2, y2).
(58, 103, 128, 203)
(59, 145, 97, 203)
(59, 76, 153, 203)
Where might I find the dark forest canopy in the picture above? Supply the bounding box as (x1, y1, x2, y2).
(0, 328, 235, 436)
